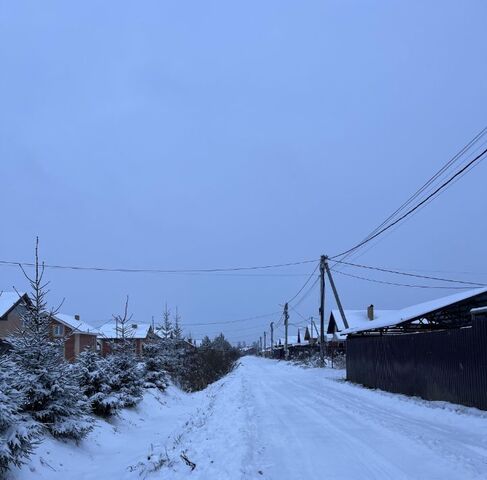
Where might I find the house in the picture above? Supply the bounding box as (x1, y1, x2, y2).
(98, 321, 158, 356)
(0, 291, 98, 362)
(50, 313, 99, 362)
(344, 287, 487, 410)
(0, 292, 30, 338)
(329, 287, 487, 337)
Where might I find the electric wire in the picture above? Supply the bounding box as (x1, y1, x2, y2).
(332, 269, 474, 289)
(331, 145, 487, 259)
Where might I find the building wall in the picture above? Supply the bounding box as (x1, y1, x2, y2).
(346, 315, 487, 410)
(0, 304, 26, 337)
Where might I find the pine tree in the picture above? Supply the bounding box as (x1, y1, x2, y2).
(173, 307, 183, 339)
(106, 296, 144, 407)
(74, 349, 122, 417)
(0, 357, 38, 474)
(159, 303, 172, 339)
(142, 343, 169, 391)
(8, 239, 93, 440)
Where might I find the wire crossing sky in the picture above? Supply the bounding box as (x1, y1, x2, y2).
(1, 1, 487, 342)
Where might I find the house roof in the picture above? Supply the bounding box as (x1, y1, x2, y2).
(98, 321, 153, 339)
(52, 313, 99, 336)
(339, 287, 487, 335)
(329, 309, 397, 334)
(0, 292, 28, 318)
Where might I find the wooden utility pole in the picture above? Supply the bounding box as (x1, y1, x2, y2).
(259, 336, 262, 355)
(270, 321, 274, 354)
(263, 331, 267, 356)
(319, 255, 326, 367)
(284, 302, 289, 360)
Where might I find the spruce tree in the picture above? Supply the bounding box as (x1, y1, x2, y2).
(172, 307, 183, 339)
(0, 357, 38, 474)
(142, 342, 169, 391)
(8, 239, 92, 440)
(74, 349, 122, 417)
(106, 296, 143, 407)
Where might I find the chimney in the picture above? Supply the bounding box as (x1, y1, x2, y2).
(74, 314, 80, 321)
(367, 304, 374, 321)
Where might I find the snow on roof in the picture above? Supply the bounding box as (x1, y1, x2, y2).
(0, 291, 27, 318)
(330, 309, 397, 333)
(52, 313, 99, 335)
(98, 321, 153, 339)
(340, 287, 487, 335)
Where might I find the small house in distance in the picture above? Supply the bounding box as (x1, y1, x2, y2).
(51, 313, 99, 362)
(98, 322, 158, 356)
(0, 292, 98, 362)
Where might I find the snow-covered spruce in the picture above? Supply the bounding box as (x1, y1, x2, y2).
(8, 246, 93, 440)
(105, 344, 144, 408)
(0, 357, 39, 474)
(74, 350, 123, 417)
(142, 343, 169, 391)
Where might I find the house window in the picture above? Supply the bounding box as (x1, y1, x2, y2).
(53, 324, 64, 337)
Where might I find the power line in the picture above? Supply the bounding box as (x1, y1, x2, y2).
(331, 145, 487, 259)
(183, 311, 281, 327)
(350, 127, 487, 257)
(332, 259, 487, 287)
(286, 262, 320, 304)
(333, 269, 475, 289)
(0, 258, 318, 275)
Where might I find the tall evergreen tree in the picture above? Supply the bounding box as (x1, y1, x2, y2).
(8, 239, 92, 440)
(173, 307, 183, 339)
(159, 303, 172, 339)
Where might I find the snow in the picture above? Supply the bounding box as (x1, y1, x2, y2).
(52, 314, 99, 335)
(331, 309, 397, 332)
(340, 287, 487, 334)
(98, 321, 152, 339)
(11, 357, 487, 480)
(0, 292, 25, 318)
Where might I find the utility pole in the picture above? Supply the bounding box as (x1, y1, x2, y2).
(284, 302, 289, 360)
(270, 321, 274, 354)
(259, 336, 262, 355)
(319, 255, 326, 367)
(263, 331, 267, 356)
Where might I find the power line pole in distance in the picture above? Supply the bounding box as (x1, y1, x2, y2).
(284, 302, 289, 360)
(319, 255, 326, 367)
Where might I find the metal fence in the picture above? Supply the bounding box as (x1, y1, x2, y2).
(346, 315, 487, 410)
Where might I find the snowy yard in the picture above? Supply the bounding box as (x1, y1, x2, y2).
(11, 356, 487, 480)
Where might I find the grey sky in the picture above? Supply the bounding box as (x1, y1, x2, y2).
(1, 1, 486, 343)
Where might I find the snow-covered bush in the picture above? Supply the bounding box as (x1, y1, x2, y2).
(0, 357, 38, 474)
(174, 334, 240, 392)
(142, 343, 169, 391)
(74, 349, 122, 417)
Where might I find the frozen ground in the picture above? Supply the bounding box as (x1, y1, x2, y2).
(12, 356, 487, 480)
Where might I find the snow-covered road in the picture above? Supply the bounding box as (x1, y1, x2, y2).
(14, 356, 487, 480)
(162, 356, 487, 480)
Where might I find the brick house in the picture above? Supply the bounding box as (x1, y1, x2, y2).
(50, 313, 99, 361)
(98, 322, 159, 356)
(0, 291, 98, 361)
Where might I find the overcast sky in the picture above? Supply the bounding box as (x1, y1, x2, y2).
(1, 1, 487, 344)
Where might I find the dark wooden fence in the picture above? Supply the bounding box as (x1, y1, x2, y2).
(346, 315, 487, 410)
